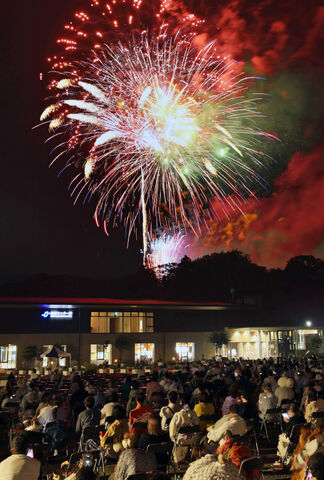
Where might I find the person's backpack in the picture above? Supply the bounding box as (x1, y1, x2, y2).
(164, 407, 175, 427)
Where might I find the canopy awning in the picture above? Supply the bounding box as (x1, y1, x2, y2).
(40, 345, 70, 358)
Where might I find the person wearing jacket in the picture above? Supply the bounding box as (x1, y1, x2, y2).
(207, 404, 247, 444)
(169, 397, 199, 462)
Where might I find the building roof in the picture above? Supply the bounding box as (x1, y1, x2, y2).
(0, 296, 239, 311)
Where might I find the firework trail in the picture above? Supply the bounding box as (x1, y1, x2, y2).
(147, 231, 188, 278)
(46, 0, 204, 82)
(41, 34, 276, 265)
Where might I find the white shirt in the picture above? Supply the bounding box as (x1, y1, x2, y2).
(100, 402, 120, 424)
(38, 405, 56, 426)
(0, 454, 40, 480)
(169, 408, 199, 441)
(207, 414, 247, 443)
(160, 403, 181, 431)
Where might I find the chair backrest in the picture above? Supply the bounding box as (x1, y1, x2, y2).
(82, 425, 102, 442)
(146, 442, 173, 465)
(127, 473, 151, 480)
(289, 423, 304, 441)
(69, 452, 82, 468)
(265, 407, 280, 414)
(239, 455, 264, 475)
(177, 424, 200, 434)
(311, 411, 324, 419)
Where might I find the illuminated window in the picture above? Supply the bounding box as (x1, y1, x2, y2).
(0, 345, 17, 369)
(90, 312, 154, 333)
(0, 347, 8, 363)
(135, 343, 154, 363)
(90, 344, 112, 364)
(175, 342, 195, 362)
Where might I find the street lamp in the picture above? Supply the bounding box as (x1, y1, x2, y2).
(305, 320, 312, 327)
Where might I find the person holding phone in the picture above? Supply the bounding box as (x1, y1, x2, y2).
(0, 433, 41, 480)
(274, 403, 305, 468)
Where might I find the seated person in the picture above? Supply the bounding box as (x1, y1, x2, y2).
(38, 399, 57, 428)
(160, 391, 181, 432)
(275, 377, 294, 407)
(290, 424, 312, 480)
(146, 373, 165, 402)
(305, 391, 324, 427)
(169, 396, 200, 463)
(274, 403, 305, 467)
(129, 392, 152, 440)
(194, 392, 215, 431)
(0, 433, 41, 480)
(182, 450, 245, 480)
(100, 405, 129, 458)
(24, 416, 42, 432)
(217, 430, 258, 480)
(100, 392, 121, 425)
(138, 416, 168, 450)
(207, 404, 247, 445)
(258, 384, 277, 420)
(283, 403, 305, 436)
(75, 396, 101, 436)
(109, 448, 156, 480)
(126, 381, 143, 416)
(221, 385, 239, 416)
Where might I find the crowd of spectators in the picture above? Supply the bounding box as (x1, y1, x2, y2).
(0, 356, 324, 480)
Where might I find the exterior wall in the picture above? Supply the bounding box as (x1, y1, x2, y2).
(0, 301, 323, 368)
(0, 331, 216, 368)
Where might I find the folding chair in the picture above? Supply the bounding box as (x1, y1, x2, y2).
(127, 473, 157, 480)
(282, 423, 304, 466)
(260, 407, 282, 441)
(172, 424, 201, 467)
(79, 425, 104, 451)
(68, 451, 83, 470)
(311, 411, 324, 420)
(146, 442, 173, 470)
(239, 455, 264, 480)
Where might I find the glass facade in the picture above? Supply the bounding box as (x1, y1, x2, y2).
(0, 345, 17, 369)
(175, 342, 195, 362)
(135, 343, 154, 363)
(90, 311, 153, 333)
(228, 328, 323, 359)
(90, 344, 112, 364)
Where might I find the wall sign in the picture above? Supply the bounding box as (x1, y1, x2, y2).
(41, 310, 73, 319)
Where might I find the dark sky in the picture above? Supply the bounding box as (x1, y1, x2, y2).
(1, 0, 323, 284)
(1, 0, 142, 283)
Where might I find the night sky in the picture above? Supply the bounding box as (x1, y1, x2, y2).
(1, 0, 323, 285)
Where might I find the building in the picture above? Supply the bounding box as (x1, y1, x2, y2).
(0, 297, 322, 370)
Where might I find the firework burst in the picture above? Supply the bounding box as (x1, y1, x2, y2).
(41, 34, 276, 264)
(147, 231, 188, 279)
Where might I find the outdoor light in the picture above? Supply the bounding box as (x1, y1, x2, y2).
(306, 320, 312, 327)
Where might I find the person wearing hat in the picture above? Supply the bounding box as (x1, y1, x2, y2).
(275, 377, 294, 407)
